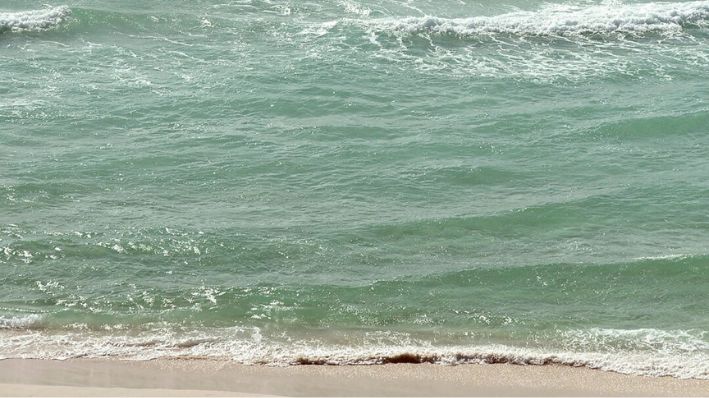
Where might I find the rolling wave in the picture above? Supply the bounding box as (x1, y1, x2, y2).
(0, 6, 71, 33)
(343, 1, 709, 37)
(0, 314, 43, 329)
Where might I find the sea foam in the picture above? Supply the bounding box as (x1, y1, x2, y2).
(0, 6, 71, 33)
(0, 327, 707, 379)
(347, 1, 709, 37)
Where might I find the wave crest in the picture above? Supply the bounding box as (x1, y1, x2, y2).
(0, 6, 71, 33)
(0, 314, 43, 329)
(356, 1, 709, 37)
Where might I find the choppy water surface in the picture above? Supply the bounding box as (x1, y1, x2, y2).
(1, 0, 708, 379)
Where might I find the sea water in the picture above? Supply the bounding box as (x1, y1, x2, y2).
(1, 0, 708, 379)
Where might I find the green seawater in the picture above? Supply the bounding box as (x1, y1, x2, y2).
(1, 0, 708, 378)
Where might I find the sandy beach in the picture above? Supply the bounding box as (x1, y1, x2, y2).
(0, 359, 707, 396)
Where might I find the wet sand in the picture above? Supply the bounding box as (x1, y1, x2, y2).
(0, 359, 707, 396)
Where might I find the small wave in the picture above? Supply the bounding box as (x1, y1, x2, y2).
(0, 327, 707, 379)
(0, 6, 71, 33)
(347, 1, 709, 37)
(0, 314, 43, 329)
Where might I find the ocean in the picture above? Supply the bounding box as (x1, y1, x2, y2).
(1, 0, 708, 379)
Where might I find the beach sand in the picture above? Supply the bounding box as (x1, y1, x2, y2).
(0, 359, 708, 396)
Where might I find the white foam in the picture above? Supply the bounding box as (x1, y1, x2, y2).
(0, 314, 43, 329)
(0, 6, 71, 33)
(347, 1, 709, 37)
(340, 0, 371, 17)
(562, 328, 709, 353)
(0, 326, 706, 379)
(634, 253, 688, 261)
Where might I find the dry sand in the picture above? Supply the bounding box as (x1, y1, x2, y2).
(0, 359, 707, 396)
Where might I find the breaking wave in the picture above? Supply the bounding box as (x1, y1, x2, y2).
(0, 326, 706, 379)
(0, 314, 43, 329)
(0, 6, 71, 33)
(340, 1, 709, 37)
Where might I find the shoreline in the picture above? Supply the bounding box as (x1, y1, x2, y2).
(1, 359, 708, 396)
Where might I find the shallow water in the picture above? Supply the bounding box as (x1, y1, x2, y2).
(1, 0, 708, 379)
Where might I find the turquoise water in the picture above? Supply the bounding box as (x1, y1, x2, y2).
(1, 0, 708, 378)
